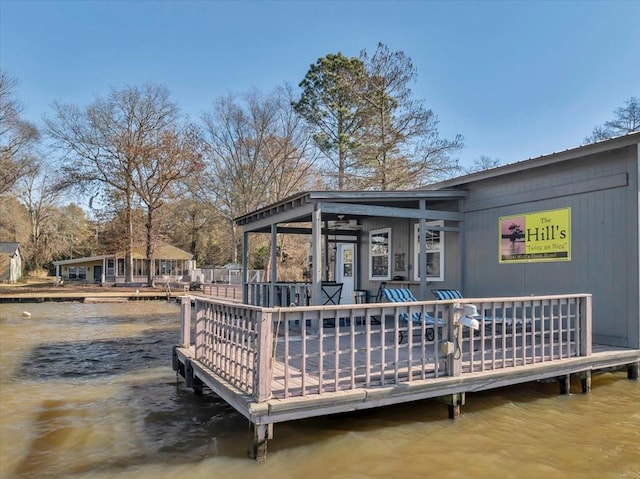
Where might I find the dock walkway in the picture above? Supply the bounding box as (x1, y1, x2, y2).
(0, 285, 183, 303)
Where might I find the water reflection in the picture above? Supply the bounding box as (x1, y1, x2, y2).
(21, 331, 177, 379)
(0, 302, 638, 479)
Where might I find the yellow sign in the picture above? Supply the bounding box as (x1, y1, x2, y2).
(499, 208, 571, 263)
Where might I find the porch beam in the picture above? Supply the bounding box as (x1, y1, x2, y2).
(240, 203, 315, 233)
(254, 226, 359, 236)
(320, 202, 464, 222)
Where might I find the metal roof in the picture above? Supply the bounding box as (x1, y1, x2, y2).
(0, 242, 21, 255)
(422, 131, 640, 190)
(235, 190, 467, 228)
(53, 255, 112, 266)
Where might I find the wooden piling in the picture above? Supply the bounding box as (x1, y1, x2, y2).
(628, 361, 639, 380)
(440, 393, 465, 419)
(579, 371, 591, 393)
(559, 374, 571, 395)
(250, 423, 271, 461)
(193, 377, 203, 395)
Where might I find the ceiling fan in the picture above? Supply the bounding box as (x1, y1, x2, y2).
(329, 215, 363, 230)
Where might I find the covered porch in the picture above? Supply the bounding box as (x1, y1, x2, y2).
(235, 190, 468, 307)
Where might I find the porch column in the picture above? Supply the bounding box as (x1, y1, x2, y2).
(55, 264, 60, 286)
(323, 220, 329, 281)
(418, 199, 427, 300)
(242, 231, 249, 304)
(311, 203, 322, 305)
(270, 224, 278, 306)
(102, 257, 106, 284)
(458, 198, 466, 292)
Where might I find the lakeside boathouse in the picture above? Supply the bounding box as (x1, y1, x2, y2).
(173, 132, 640, 460)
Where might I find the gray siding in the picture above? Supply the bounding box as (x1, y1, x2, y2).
(356, 216, 462, 301)
(460, 145, 639, 348)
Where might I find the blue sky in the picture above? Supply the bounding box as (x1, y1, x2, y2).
(1, 0, 639, 169)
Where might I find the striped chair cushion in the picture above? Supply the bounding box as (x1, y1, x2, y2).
(382, 288, 436, 324)
(432, 289, 464, 300)
(382, 288, 417, 303)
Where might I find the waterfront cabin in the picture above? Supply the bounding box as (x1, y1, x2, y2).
(53, 241, 195, 286)
(0, 242, 23, 283)
(173, 132, 640, 460)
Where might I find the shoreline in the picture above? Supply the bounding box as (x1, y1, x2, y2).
(0, 282, 181, 303)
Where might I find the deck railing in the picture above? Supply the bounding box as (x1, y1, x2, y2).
(179, 294, 592, 402)
(246, 282, 311, 307)
(202, 283, 243, 301)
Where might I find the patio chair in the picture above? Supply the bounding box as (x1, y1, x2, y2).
(321, 282, 343, 305)
(381, 288, 438, 343)
(431, 289, 524, 329)
(320, 282, 344, 327)
(431, 289, 464, 300)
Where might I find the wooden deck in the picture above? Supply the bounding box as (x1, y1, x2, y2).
(172, 294, 640, 460)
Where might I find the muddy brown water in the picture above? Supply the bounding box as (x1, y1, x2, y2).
(0, 301, 638, 479)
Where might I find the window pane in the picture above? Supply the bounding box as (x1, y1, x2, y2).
(414, 222, 444, 281)
(372, 256, 388, 277)
(370, 228, 391, 280)
(427, 252, 440, 276)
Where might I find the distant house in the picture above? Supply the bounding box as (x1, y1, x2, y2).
(53, 241, 195, 285)
(0, 242, 23, 283)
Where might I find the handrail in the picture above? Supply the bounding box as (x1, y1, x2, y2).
(180, 293, 592, 402)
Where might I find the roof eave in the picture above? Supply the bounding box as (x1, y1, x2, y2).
(424, 131, 640, 190)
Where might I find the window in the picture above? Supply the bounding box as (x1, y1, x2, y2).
(68, 266, 87, 280)
(369, 228, 391, 280)
(106, 259, 115, 276)
(413, 221, 444, 281)
(133, 259, 147, 276)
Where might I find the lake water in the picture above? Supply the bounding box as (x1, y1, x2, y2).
(0, 301, 638, 479)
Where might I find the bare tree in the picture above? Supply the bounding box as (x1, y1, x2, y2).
(466, 155, 501, 174)
(15, 159, 60, 271)
(130, 124, 204, 286)
(354, 43, 463, 190)
(0, 195, 29, 243)
(164, 191, 222, 265)
(585, 97, 640, 143)
(201, 86, 317, 262)
(0, 71, 39, 195)
(46, 83, 180, 283)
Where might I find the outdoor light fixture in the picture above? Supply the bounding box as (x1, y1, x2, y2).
(455, 304, 481, 330)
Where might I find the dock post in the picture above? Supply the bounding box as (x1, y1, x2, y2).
(628, 361, 639, 380)
(559, 374, 571, 395)
(193, 377, 203, 395)
(579, 371, 591, 393)
(185, 358, 195, 388)
(441, 393, 465, 419)
(180, 297, 191, 348)
(250, 423, 270, 461)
